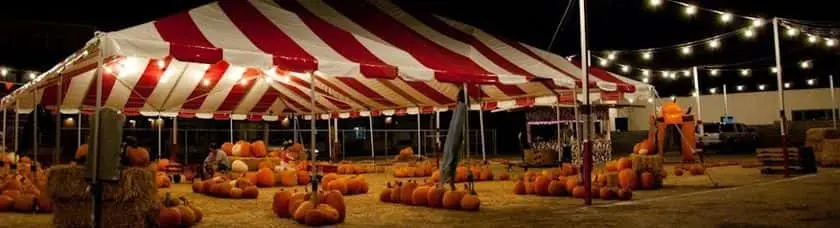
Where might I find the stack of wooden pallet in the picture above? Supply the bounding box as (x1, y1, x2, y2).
(756, 147, 816, 174)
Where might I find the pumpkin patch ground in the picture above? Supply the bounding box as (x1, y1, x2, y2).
(1, 155, 835, 227)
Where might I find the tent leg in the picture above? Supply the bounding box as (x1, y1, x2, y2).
(417, 109, 421, 157)
(293, 115, 298, 143)
(229, 118, 234, 143)
(184, 129, 188, 165)
(14, 103, 18, 157)
(308, 73, 318, 198)
(55, 74, 63, 164)
(77, 112, 82, 147)
(579, 0, 593, 205)
(328, 117, 333, 161)
(33, 92, 38, 167)
(479, 98, 486, 162)
(2, 108, 5, 153)
(555, 105, 561, 163)
(369, 114, 375, 167)
(157, 117, 162, 160)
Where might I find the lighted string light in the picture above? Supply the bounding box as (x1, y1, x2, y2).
(642, 69, 651, 77)
(758, 84, 767, 90)
(642, 77, 650, 83)
(607, 52, 618, 60)
(751, 18, 765, 27)
(28, 72, 37, 80)
(709, 88, 718, 94)
(708, 39, 721, 49)
(599, 58, 610, 67)
(642, 52, 653, 60)
(807, 78, 816, 86)
(684, 5, 697, 16)
(680, 46, 692, 55)
(661, 71, 670, 78)
(784, 82, 792, 88)
(709, 69, 720, 76)
(770, 67, 778, 73)
(740, 69, 751, 76)
(826, 39, 837, 47)
(720, 13, 733, 23)
(620, 65, 630, 73)
(786, 28, 799, 37)
(808, 35, 818, 44)
(800, 60, 812, 69)
(743, 29, 756, 38)
(0, 68, 7, 77)
(648, 0, 663, 7)
(682, 69, 691, 77)
(736, 85, 745, 91)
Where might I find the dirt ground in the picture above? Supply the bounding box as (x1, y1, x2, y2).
(2, 155, 839, 228)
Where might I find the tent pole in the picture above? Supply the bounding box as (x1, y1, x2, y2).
(33, 92, 38, 167)
(692, 66, 704, 135)
(555, 105, 561, 163)
(173, 117, 178, 161)
(327, 116, 333, 161)
(2, 108, 5, 153)
(77, 112, 81, 147)
(478, 87, 486, 162)
(55, 73, 63, 164)
(579, 0, 593, 205)
(229, 118, 233, 143)
(830, 75, 836, 129)
(772, 18, 790, 177)
(308, 73, 318, 196)
(416, 108, 422, 157)
(14, 102, 19, 155)
(91, 34, 106, 228)
(369, 114, 375, 166)
(157, 117, 162, 160)
(463, 83, 470, 162)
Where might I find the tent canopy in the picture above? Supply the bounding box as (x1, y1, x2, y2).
(2, 0, 650, 120)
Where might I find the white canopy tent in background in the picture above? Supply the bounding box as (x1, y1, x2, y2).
(0, 0, 651, 164)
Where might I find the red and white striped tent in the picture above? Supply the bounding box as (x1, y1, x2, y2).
(2, 0, 650, 120)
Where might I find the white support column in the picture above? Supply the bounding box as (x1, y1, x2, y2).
(692, 66, 704, 135)
(831, 75, 837, 129)
(2, 108, 5, 152)
(555, 105, 561, 162)
(77, 112, 81, 147)
(157, 117, 162, 159)
(14, 102, 19, 155)
(368, 115, 375, 160)
(229, 118, 234, 143)
(308, 73, 317, 193)
(772, 17, 790, 177)
(327, 116, 333, 160)
(723, 84, 729, 116)
(293, 115, 298, 143)
(579, 0, 593, 205)
(416, 108, 422, 157)
(33, 92, 38, 165)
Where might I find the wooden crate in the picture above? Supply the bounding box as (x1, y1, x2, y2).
(756, 147, 807, 174)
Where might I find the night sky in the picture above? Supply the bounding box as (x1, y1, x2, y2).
(1, 0, 839, 97)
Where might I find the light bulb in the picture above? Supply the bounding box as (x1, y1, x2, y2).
(740, 69, 750, 76)
(685, 5, 697, 15)
(708, 39, 721, 49)
(599, 58, 609, 67)
(751, 18, 765, 27)
(649, 0, 663, 7)
(736, 85, 744, 91)
(607, 52, 617, 60)
(682, 70, 691, 77)
(620, 65, 630, 73)
(647, 98, 654, 103)
(800, 61, 811, 69)
(661, 71, 669, 78)
(670, 72, 678, 79)
(784, 82, 792, 88)
(642, 77, 650, 83)
(827, 39, 836, 47)
(743, 29, 755, 38)
(642, 52, 653, 60)
(28, 72, 37, 79)
(202, 79, 211, 87)
(786, 28, 799, 37)
(709, 69, 720, 76)
(720, 13, 733, 23)
(807, 79, 816, 86)
(680, 46, 692, 55)
(770, 67, 778, 73)
(0, 68, 7, 77)
(808, 35, 818, 43)
(642, 69, 651, 76)
(156, 59, 166, 68)
(709, 88, 717, 94)
(758, 84, 766, 90)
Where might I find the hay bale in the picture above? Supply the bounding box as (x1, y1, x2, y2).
(820, 139, 840, 166)
(630, 154, 664, 174)
(806, 128, 838, 153)
(47, 165, 158, 228)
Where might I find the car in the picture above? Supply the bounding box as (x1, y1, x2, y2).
(697, 122, 758, 153)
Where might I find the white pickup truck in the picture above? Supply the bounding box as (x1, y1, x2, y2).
(697, 122, 758, 153)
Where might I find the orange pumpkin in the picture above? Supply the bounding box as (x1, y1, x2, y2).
(455, 166, 468, 182)
(411, 186, 430, 206)
(618, 169, 638, 190)
(322, 190, 346, 222)
(74, 144, 88, 161)
(431, 170, 441, 182)
(460, 193, 480, 211)
(297, 171, 311, 185)
(126, 146, 150, 167)
(426, 187, 446, 208)
(346, 176, 363, 195)
(513, 179, 526, 195)
(399, 180, 418, 205)
(288, 191, 306, 215)
(321, 173, 339, 189)
(380, 183, 394, 203)
(272, 189, 293, 217)
(498, 172, 510, 181)
(479, 168, 493, 181)
(442, 190, 465, 210)
(156, 174, 172, 188)
(233, 140, 252, 157)
(221, 142, 234, 156)
(617, 188, 633, 200)
(315, 203, 340, 224)
(640, 171, 656, 189)
(389, 182, 402, 203)
(0, 195, 14, 212)
(328, 178, 349, 195)
(256, 168, 276, 187)
(525, 181, 535, 195)
(243, 186, 259, 198)
(192, 180, 204, 193)
(251, 140, 268, 158)
(157, 205, 182, 227)
(690, 165, 706, 175)
(258, 159, 275, 169)
(533, 175, 551, 196)
(617, 157, 633, 170)
(605, 161, 618, 172)
(229, 187, 243, 198)
(572, 186, 587, 198)
(245, 172, 259, 186)
(157, 159, 170, 171)
(600, 187, 617, 200)
(293, 201, 314, 223)
(565, 177, 580, 193)
(547, 179, 566, 196)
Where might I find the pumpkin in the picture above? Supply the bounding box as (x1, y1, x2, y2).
(175, 205, 197, 226)
(399, 180, 418, 205)
(399, 147, 414, 157)
(233, 140, 252, 157)
(690, 165, 706, 175)
(192, 180, 204, 193)
(322, 190, 346, 222)
(640, 171, 656, 190)
(547, 180, 565, 196)
(426, 187, 446, 208)
(498, 172, 510, 181)
(12, 194, 35, 212)
(635, 140, 651, 155)
(321, 173, 339, 189)
(346, 176, 363, 195)
(455, 166, 468, 182)
(216, 183, 234, 197)
(533, 175, 551, 196)
(229, 187, 243, 198)
(157, 159, 171, 171)
(591, 185, 601, 198)
(618, 169, 638, 190)
(389, 182, 402, 203)
(572, 186, 586, 198)
(74, 144, 88, 161)
(274, 170, 295, 187)
(221, 142, 234, 155)
(606, 161, 618, 172)
(525, 181, 535, 195)
(235, 177, 254, 189)
(243, 186, 259, 198)
(412, 186, 430, 206)
(413, 166, 425, 177)
(4, 177, 21, 191)
(561, 163, 578, 176)
(359, 177, 370, 194)
(297, 171, 311, 185)
(460, 193, 480, 211)
(158, 206, 182, 227)
(272, 189, 293, 217)
(328, 178, 349, 195)
(479, 168, 493, 181)
(315, 203, 340, 224)
(288, 191, 306, 216)
(0, 195, 13, 211)
(244, 172, 259, 186)
(293, 201, 315, 224)
(256, 168, 276, 187)
(258, 159, 275, 169)
(232, 160, 249, 173)
(156, 174, 172, 188)
(182, 198, 202, 223)
(126, 146, 150, 167)
(617, 188, 633, 200)
(674, 169, 684, 176)
(617, 157, 633, 170)
(565, 177, 580, 193)
(380, 182, 394, 203)
(513, 179, 526, 195)
(251, 140, 268, 158)
(442, 189, 465, 209)
(600, 187, 617, 200)
(431, 170, 441, 182)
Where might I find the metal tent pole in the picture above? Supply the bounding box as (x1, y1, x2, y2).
(579, 0, 593, 205)
(369, 114, 375, 163)
(723, 84, 729, 115)
(91, 34, 106, 228)
(772, 18, 790, 177)
(417, 108, 422, 157)
(229, 118, 234, 143)
(555, 105, 561, 163)
(293, 115, 298, 143)
(308, 73, 317, 198)
(77, 112, 81, 147)
(478, 89, 486, 162)
(831, 75, 837, 129)
(173, 117, 178, 161)
(692, 66, 704, 135)
(55, 74, 63, 164)
(33, 92, 38, 167)
(328, 116, 333, 161)
(2, 108, 5, 152)
(157, 117, 162, 159)
(14, 102, 18, 155)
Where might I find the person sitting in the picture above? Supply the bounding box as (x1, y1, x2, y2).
(201, 143, 230, 179)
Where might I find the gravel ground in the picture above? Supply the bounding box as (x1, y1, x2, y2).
(2, 155, 838, 228)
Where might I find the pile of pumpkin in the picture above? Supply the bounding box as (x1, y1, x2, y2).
(228, 159, 312, 188)
(272, 189, 346, 226)
(673, 164, 707, 176)
(0, 159, 54, 213)
(602, 157, 667, 191)
(393, 162, 435, 178)
(221, 140, 305, 159)
(336, 163, 369, 175)
(156, 193, 203, 228)
(513, 164, 634, 201)
(191, 175, 260, 199)
(320, 173, 369, 196)
(380, 180, 481, 211)
(429, 165, 509, 183)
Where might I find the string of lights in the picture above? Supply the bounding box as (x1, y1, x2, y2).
(0, 66, 40, 81)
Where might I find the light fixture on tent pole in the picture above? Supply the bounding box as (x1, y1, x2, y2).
(784, 82, 792, 88)
(682, 69, 690, 77)
(771, 67, 779, 73)
(800, 60, 812, 69)
(751, 18, 765, 27)
(826, 39, 837, 47)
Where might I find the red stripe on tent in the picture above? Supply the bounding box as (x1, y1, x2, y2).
(288, 76, 363, 108)
(277, 83, 332, 111)
(125, 58, 171, 109)
(182, 61, 230, 110)
(179, 112, 196, 118)
(314, 77, 372, 108)
(213, 112, 230, 120)
(371, 110, 381, 117)
(600, 91, 624, 101)
(378, 80, 423, 105)
(217, 0, 317, 73)
(275, 0, 397, 79)
(335, 78, 397, 107)
(81, 67, 118, 107)
(558, 91, 576, 103)
(154, 12, 221, 64)
(482, 102, 498, 111)
(324, 96, 352, 110)
(325, 0, 497, 84)
(395, 109, 407, 116)
(350, 112, 360, 118)
(421, 106, 435, 114)
(516, 97, 535, 107)
(590, 67, 636, 93)
(403, 81, 455, 105)
(277, 93, 311, 113)
(217, 70, 259, 112)
(248, 114, 263, 122)
(250, 90, 282, 113)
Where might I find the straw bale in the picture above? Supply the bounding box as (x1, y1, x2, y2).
(820, 139, 840, 166)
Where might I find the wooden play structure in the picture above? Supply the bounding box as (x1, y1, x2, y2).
(651, 101, 697, 163)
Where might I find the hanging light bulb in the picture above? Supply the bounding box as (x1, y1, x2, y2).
(758, 84, 766, 90)
(709, 69, 720, 76)
(0, 68, 7, 77)
(642, 52, 653, 60)
(669, 72, 678, 79)
(784, 82, 792, 88)
(826, 39, 837, 47)
(607, 52, 618, 60)
(708, 39, 721, 49)
(720, 13, 733, 23)
(740, 69, 751, 76)
(751, 18, 765, 27)
(642, 77, 650, 83)
(649, 0, 663, 7)
(786, 28, 799, 37)
(807, 78, 816, 86)
(743, 29, 756, 38)
(642, 69, 651, 77)
(682, 69, 691, 77)
(684, 5, 697, 15)
(28, 72, 37, 80)
(202, 78, 211, 87)
(661, 71, 670, 78)
(647, 97, 654, 103)
(736, 85, 745, 91)
(770, 67, 778, 73)
(156, 59, 166, 68)
(620, 65, 630, 73)
(599, 58, 609, 67)
(680, 46, 692, 55)
(808, 35, 819, 43)
(800, 60, 812, 69)
(709, 88, 717, 94)
(692, 91, 698, 97)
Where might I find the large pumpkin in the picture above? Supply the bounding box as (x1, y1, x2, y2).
(426, 187, 446, 208)
(258, 159, 275, 170)
(0, 195, 14, 212)
(513, 179, 526, 195)
(74, 144, 88, 161)
(232, 141, 251, 157)
(297, 171, 311, 185)
(617, 157, 633, 170)
(272, 189, 293, 217)
(547, 180, 565, 196)
(617, 188, 633, 200)
(221, 142, 234, 156)
(157, 159, 171, 171)
(455, 166, 468, 182)
(618, 169, 638, 190)
(460, 193, 480, 211)
(572, 186, 587, 198)
(243, 186, 259, 198)
(442, 190, 465, 209)
(533, 175, 551, 196)
(640, 171, 656, 190)
(279, 170, 298, 187)
(13, 194, 36, 212)
(321, 173, 339, 189)
(565, 177, 580, 193)
(251, 140, 268, 158)
(600, 187, 617, 200)
(231, 160, 248, 173)
(322, 190, 346, 222)
(399, 180, 418, 205)
(411, 186, 430, 206)
(256, 168, 276, 187)
(328, 178, 349, 195)
(126, 146, 150, 167)
(245, 172, 259, 186)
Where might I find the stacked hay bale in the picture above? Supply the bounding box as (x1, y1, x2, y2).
(47, 165, 158, 228)
(806, 128, 840, 165)
(820, 139, 840, 166)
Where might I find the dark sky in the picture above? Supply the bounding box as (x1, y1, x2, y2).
(1, 0, 839, 96)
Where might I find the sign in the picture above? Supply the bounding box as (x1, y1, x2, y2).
(721, 115, 734, 124)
